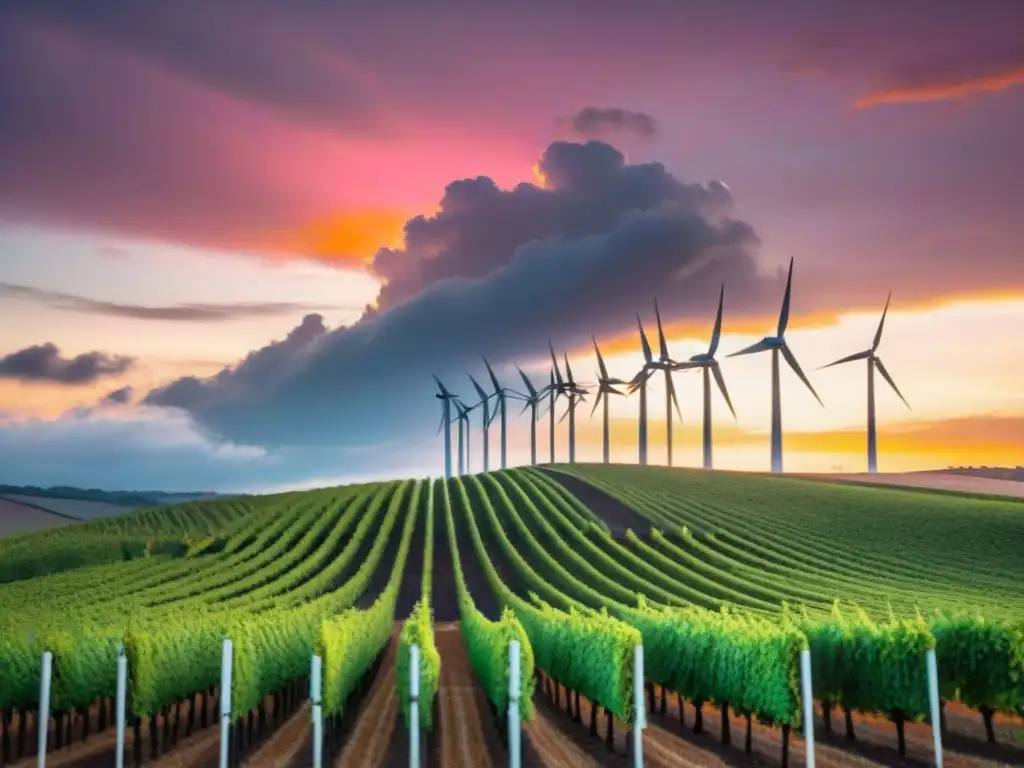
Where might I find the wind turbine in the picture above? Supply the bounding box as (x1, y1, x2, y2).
(591, 336, 627, 463)
(483, 357, 525, 470)
(557, 352, 590, 463)
(468, 374, 496, 472)
(726, 258, 822, 473)
(672, 284, 736, 469)
(516, 366, 552, 466)
(548, 343, 572, 463)
(433, 375, 459, 479)
(653, 299, 684, 466)
(451, 397, 481, 475)
(626, 315, 660, 466)
(818, 292, 909, 473)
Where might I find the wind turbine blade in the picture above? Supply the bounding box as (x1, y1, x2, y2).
(519, 399, 533, 416)
(654, 298, 670, 361)
(636, 314, 653, 364)
(671, 361, 701, 371)
(872, 291, 892, 352)
(563, 352, 576, 385)
(875, 358, 910, 409)
(781, 343, 823, 406)
(468, 374, 489, 402)
(818, 349, 871, 369)
(483, 356, 502, 394)
(487, 404, 500, 427)
(437, 407, 446, 435)
(607, 385, 626, 396)
(711, 362, 736, 419)
(667, 374, 683, 424)
(432, 374, 455, 399)
(709, 283, 725, 356)
(516, 365, 538, 397)
(777, 257, 794, 337)
(558, 404, 571, 424)
(726, 339, 772, 358)
(549, 342, 564, 385)
(592, 334, 610, 379)
(590, 389, 603, 417)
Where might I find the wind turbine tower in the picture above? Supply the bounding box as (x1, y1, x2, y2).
(432, 375, 459, 479)
(468, 374, 495, 472)
(673, 284, 736, 469)
(548, 343, 573, 462)
(727, 258, 822, 473)
(591, 336, 627, 463)
(558, 352, 589, 463)
(483, 357, 525, 470)
(653, 299, 684, 466)
(819, 292, 909, 473)
(516, 366, 551, 465)
(626, 315, 660, 466)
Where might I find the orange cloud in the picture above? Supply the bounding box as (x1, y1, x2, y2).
(854, 66, 1024, 108)
(271, 209, 409, 264)
(576, 413, 1024, 467)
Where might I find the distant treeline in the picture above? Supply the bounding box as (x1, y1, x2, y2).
(940, 466, 1024, 482)
(0, 484, 224, 507)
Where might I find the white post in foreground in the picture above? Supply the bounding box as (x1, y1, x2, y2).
(508, 640, 521, 768)
(37, 651, 53, 768)
(632, 645, 645, 768)
(800, 649, 816, 768)
(409, 644, 420, 768)
(310, 654, 323, 768)
(115, 648, 128, 768)
(926, 648, 943, 768)
(219, 639, 233, 768)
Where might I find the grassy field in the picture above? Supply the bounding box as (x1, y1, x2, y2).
(1, 466, 1021, 768)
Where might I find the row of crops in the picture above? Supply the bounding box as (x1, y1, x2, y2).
(1, 465, 1022, 766)
(442, 466, 1023, 761)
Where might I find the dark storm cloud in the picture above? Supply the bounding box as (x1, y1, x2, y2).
(369, 141, 735, 311)
(0, 344, 135, 385)
(564, 107, 657, 140)
(144, 140, 779, 449)
(101, 386, 134, 405)
(0, 283, 353, 322)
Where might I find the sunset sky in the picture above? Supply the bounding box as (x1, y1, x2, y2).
(1, 0, 1022, 491)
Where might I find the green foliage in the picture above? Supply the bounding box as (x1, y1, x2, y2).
(931, 612, 1024, 713)
(451, 476, 637, 720)
(439, 479, 534, 719)
(629, 599, 805, 725)
(397, 481, 441, 730)
(801, 605, 934, 718)
(318, 480, 421, 718)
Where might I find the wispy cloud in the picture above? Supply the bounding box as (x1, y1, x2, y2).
(562, 107, 657, 140)
(0, 282, 356, 322)
(854, 65, 1024, 108)
(0, 343, 134, 385)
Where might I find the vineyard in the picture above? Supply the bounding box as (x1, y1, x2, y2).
(1, 465, 1023, 767)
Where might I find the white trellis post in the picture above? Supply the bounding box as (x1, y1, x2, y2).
(219, 638, 233, 768)
(508, 640, 521, 768)
(632, 645, 645, 767)
(926, 648, 943, 768)
(800, 649, 816, 768)
(310, 654, 323, 768)
(37, 651, 53, 768)
(409, 644, 420, 768)
(115, 647, 128, 768)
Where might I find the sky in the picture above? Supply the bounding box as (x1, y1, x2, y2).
(1, 0, 1022, 492)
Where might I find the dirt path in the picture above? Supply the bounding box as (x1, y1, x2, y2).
(241, 704, 310, 768)
(436, 623, 500, 768)
(522, 705, 603, 768)
(334, 630, 401, 767)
